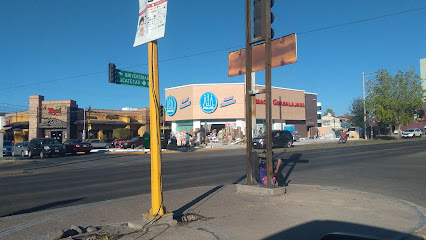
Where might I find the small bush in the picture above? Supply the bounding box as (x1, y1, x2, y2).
(113, 128, 132, 140)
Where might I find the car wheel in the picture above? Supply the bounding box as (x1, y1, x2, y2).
(131, 144, 136, 149)
(85, 151, 91, 155)
(72, 150, 77, 155)
(40, 151, 46, 159)
(28, 151, 33, 159)
(105, 144, 109, 149)
(286, 141, 292, 148)
(21, 151, 25, 157)
(60, 153, 65, 157)
(11, 150, 15, 157)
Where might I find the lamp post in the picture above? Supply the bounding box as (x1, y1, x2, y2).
(362, 72, 376, 139)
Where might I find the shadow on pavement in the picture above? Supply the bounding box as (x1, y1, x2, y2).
(173, 185, 224, 220)
(1, 197, 85, 217)
(264, 220, 422, 240)
(276, 153, 309, 186)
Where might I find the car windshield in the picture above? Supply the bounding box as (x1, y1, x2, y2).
(22, 142, 29, 146)
(130, 137, 140, 141)
(74, 139, 83, 143)
(4, 141, 13, 146)
(405, 129, 414, 132)
(40, 139, 60, 145)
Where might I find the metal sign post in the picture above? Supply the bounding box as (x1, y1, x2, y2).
(0, 132, 3, 158)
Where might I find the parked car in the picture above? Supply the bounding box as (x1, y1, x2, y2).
(253, 130, 293, 149)
(12, 141, 29, 157)
(88, 140, 111, 149)
(2, 140, 14, 156)
(402, 128, 422, 138)
(290, 131, 301, 141)
(112, 139, 125, 148)
(28, 138, 66, 158)
(122, 136, 144, 149)
(63, 139, 92, 155)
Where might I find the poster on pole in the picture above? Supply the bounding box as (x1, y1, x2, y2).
(133, 0, 168, 47)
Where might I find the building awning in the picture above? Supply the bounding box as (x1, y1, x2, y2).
(2, 121, 29, 129)
(74, 120, 144, 126)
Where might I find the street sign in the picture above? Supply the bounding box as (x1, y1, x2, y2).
(114, 69, 149, 88)
(228, 33, 297, 77)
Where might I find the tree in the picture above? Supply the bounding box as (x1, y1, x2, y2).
(365, 67, 425, 138)
(113, 128, 132, 140)
(324, 108, 335, 116)
(349, 98, 364, 128)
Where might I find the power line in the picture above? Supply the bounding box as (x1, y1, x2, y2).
(298, 6, 426, 35)
(0, 6, 424, 91)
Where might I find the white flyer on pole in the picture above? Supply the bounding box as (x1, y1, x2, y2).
(133, 0, 168, 47)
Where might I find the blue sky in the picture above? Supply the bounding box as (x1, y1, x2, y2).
(0, 0, 425, 116)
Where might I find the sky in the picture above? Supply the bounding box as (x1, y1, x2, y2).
(0, 0, 425, 116)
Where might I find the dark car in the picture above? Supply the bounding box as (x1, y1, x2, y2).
(253, 130, 293, 149)
(121, 136, 143, 149)
(63, 139, 92, 155)
(2, 140, 14, 156)
(28, 138, 66, 158)
(12, 141, 29, 157)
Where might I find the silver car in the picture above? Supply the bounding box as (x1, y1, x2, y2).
(290, 131, 301, 141)
(88, 140, 111, 149)
(12, 141, 29, 156)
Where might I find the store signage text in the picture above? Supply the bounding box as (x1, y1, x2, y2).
(256, 99, 305, 108)
(48, 106, 62, 115)
(220, 96, 236, 108)
(180, 97, 191, 109)
(200, 92, 218, 114)
(165, 96, 177, 116)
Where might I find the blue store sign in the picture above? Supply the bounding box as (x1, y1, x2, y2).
(200, 92, 218, 114)
(165, 96, 177, 116)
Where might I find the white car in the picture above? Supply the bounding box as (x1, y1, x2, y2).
(401, 128, 422, 138)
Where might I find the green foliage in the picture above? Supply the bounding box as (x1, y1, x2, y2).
(349, 98, 364, 127)
(324, 108, 335, 116)
(365, 67, 424, 131)
(113, 128, 132, 140)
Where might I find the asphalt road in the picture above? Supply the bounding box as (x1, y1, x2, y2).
(0, 140, 424, 217)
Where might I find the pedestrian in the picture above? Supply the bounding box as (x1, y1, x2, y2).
(185, 133, 190, 149)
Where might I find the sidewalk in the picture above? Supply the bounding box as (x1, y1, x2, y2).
(0, 184, 424, 240)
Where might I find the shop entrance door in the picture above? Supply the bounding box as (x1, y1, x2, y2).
(51, 131, 63, 143)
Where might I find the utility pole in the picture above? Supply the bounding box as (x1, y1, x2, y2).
(83, 108, 86, 140)
(362, 72, 376, 139)
(245, 0, 254, 185)
(146, 40, 165, 217)
(362, 72, 367, 139)
(265, 0, 274, 187)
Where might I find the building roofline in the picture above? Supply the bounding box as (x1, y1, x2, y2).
(165, 83, 244, 91)
(165, 83, 317, 94)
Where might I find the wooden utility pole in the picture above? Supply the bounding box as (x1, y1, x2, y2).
(147, 40, 165, 217)
(264, 0, 274, 187)
(245, 0, 254, 185)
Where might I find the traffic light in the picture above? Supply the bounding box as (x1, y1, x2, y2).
(253, 0, 275, 40)
(108, 63, 116, 83)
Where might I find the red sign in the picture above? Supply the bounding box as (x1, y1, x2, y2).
(48, 107, 62, 115)
(256, 99, 305, 108)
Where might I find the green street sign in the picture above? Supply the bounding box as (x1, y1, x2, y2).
(114, 69, 149, 88)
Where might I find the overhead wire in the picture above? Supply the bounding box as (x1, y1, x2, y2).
(0, 6, 423, 92)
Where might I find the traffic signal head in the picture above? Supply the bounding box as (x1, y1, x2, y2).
(253, 0, 275, 40)
(108, 63, 116, 83)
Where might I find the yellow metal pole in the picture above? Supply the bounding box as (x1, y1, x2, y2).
(146, 40, 165, 217)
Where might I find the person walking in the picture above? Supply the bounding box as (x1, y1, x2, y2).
(185, 133, 190, 150)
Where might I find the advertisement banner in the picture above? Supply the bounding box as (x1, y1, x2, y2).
(133, 0, 168, 47)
